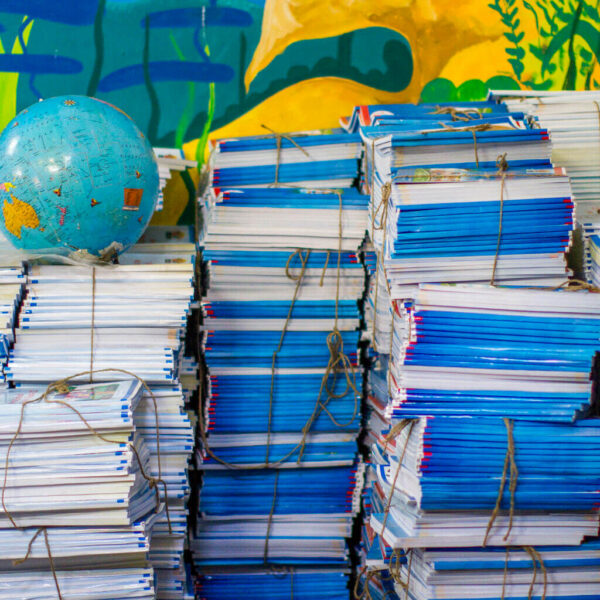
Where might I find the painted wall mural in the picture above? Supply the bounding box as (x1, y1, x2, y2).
(0, 0, 597, 224)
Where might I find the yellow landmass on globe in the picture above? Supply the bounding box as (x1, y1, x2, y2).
(2, 187, 40, 239)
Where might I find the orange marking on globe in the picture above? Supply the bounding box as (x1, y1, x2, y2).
(91, 198, 99, 207)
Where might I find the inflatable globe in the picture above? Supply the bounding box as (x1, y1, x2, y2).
(0, 95, 159, 258)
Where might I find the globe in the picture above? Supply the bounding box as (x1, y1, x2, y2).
(0, 95, 159, 258)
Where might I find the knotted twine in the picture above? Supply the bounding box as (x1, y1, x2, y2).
(353, 565, 375, 600)
(491, 153, 509, 286)
(261, 124, 311, 187)
(389, 548, 413, 599)
(380, 420, 414, 536)
(499, 546, 548, 600)
(351, 422, 416, 600)
(429, 105, 483, 122)
(482, 418, 518, 546)
(198, 190, 359, 568)
(370, 181, 393, 352)
(2, 368, 173, 599)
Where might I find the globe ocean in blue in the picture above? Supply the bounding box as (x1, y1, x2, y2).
(0, 95, 159, 257)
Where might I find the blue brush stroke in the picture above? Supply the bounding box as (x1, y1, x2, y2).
(193, 27, 210, 62)
(98, 60, 234, 92)
(15, 16, 43, 99)
(0, 0, 99, 25)
(143, 7, 252, 29)
(0, 23, 4, 32)
(0, 54, 82, 74)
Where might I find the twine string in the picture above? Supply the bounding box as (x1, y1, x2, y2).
(2, 368, 171, 534)
(199, 195, 358, 470)
(483, 418, 517, 545)
(524, 546, 538, 600)
(501, 547, 510, 600)
(265, 249, 311, 466)
(491, 153, 509, 286)
(353, 566, 374, 600)
(429, 105, 482, 121)
(263, 470, 279, 564)
(380, 420, 414, 535)
(261, 124, 310, 187)
(371, 182, 393, 351)
(13, 525, 63, 599)
(389, 549, 413, 599)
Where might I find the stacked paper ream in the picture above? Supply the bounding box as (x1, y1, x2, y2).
(124, 225, 197, 266)
(349, 100, 600, 600)
(591, 235, 600, 287)
(364, 114, 573, 297)
(0, 264, 24, 389)
(196, 569, 353, 599)
(0, 379, 157, 599)
(153, 148, 197, 212)
(4, 259, 196, 600)
(489, 91, 600, 282)
(195, 127, 368, 598)
(209, 129, 362, 189)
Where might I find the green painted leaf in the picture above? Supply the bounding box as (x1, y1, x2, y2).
(486, 75, 520, 90)
(419, 78, 456, 102)
(541, 25, 571, 66)
(509, 57, 524, 78)
(455, 79, 487, 101)
(528, 44, 544, 59)
(574, 20, 600, 60)
(506, 46, 526, 59)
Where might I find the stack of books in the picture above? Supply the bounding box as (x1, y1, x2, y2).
(125, 225, 197, 266)
(388, 284, 598, 421)
(209, 130, 362, 188)
(201, 187, 368, 251)
(364, 292, 600, 598)
(0, 379, 158, 599)
(489, 91, 600, 282)
(591, 235, 600, 288)
(196, 568, 352, 600)
(362, 111, 572, 296)
(4, 261, 196, 599)
(153, 148, 197, 212)
(350, 100, 600, 600)
(0, 265, 24, 389)
(196, 127, 368, 597)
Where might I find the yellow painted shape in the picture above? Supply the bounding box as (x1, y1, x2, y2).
(183, 77, 415, 161)
(2, 192, 40, 239)
(0, 17, 34, 131)
(150, 168, 200, 226)
(439, 6, 539, 87)
(440, 38, 512, 84)
(245, 0, 503, 100)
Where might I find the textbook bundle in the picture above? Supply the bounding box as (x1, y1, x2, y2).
(1, 93, 600, 600)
